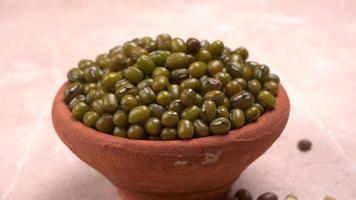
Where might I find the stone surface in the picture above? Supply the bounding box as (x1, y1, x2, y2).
(0, 0, 355, 199)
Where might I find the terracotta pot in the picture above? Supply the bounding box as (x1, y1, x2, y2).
(52, 83, 290, 200)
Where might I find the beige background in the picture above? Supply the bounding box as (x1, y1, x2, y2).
(0, 0, 355, 199)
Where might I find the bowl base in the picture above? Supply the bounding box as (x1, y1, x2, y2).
(117, 184, 231, 200)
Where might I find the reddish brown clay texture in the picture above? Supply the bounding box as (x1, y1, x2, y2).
(52, 83, 290, 200)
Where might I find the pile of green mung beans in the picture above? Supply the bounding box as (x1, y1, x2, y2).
(64, 34, 280, 140)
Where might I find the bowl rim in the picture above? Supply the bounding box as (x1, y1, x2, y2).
(52, 82, 290, 151)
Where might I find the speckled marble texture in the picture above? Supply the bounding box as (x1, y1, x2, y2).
(0, 0, 355, 199)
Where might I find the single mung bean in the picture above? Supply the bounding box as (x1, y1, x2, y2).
(216, 106, 229, 118)
(209, 117, 231, 135)
(156, 91, 172, 106)
(323, 196, 336, 200)
(177, 119, 194, 139)
(196, 49, 212, 62)
(68, 95, 86, 110)
(151, 75, 170, 92)
(234, 189, 252, 200)
(136, 78, 154, 90)
(161, 128, 178, 140)
(200, 40, 210, 49)
(110, 53, 127, 71)
(115, 84, 138, 101)
(181, 105, 201, 121)
(161, 111, 180, 127)
(64, 82, 84, 103)
(230, 109, 245, 128)
(193, 119, 210, 137)
(78, 59, 95, 69)
(92, 99, 105, 114)
(186, 38, 201, 53)
(224, 80, 242, 97)
(221, 97, 231, 109)
(95, 114, 114, 134)
(186, 54, 196, 65)
(234, 47, 249, 61)
(83, 111, 100, 127)
(207, 60, 224, 76)
(180, 78, 201, 91)
(149, 103, 167, 118)
(254, 64, 270, 83)
(84, 83, 98, 94)
(180, 88, 196, 106)
(155, 34, 172, 50)
(72, 102, 91, 120)
(165, 52, 189, 70)
(152, 67, 170, 78)
(252, 102, 265, 114)
(122, 41, 136, 56)
(245, 61, 259, 69)
(234, 78, 248, 90)
(207, 40, 224, 57)
(130, 46, 148, 60)
(144, 118, 162, 136)
(148, 50, 170, 66)
(242, 66, 254, 80)
(136, 55, 156, 75)
(188, 61, 207, 78)
(102, 93, 119, 113)
(124, 66, 144, 84)
(225, 62, 244, 78)
(139, 36, 156, 51)
(298, 139, 312, 152)
(285, 194, 298, 200)
(84, 66, 102, 82)
(257, 192, 278, 200)
(201, 100, 217, 122)
(268, 73, 280, 83)
(245, 106, 261, 122)
(263, 81, 279, 96)
(221, 47, 231, 56)
(257, 90, 276, 109)
(204, 90, 225, 105)
(113, 126, 128, 138)
(138, 87, 156, 105)
(67, 68, 85, 83)
(201, 78, 222, 94)
(230, 91, 255, 109)
(247, 79, 262, 96)
(127, 125, 145, 139)
(170, 68, 189, 84)
(168, 99, 185, 113)
(194, 93, 204, 106)
(120, 94, 138, 111)
(113, 110, 129, 127)
(96, 54, 112, 69)
(223, 53, 243, 64)
(170, 38, 187, 52)
(114, 79, 131, 90)
(128, 105, 150, 124)
(167, 84, 181, 99)
(214, 71, 232, 87)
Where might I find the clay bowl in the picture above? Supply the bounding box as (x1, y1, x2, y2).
(52, 83, 290, 200)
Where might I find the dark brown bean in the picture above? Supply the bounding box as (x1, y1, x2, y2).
(257, 192, 278, 200)
(234, 189, 253, 200)
(298, 139, 312, 152)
